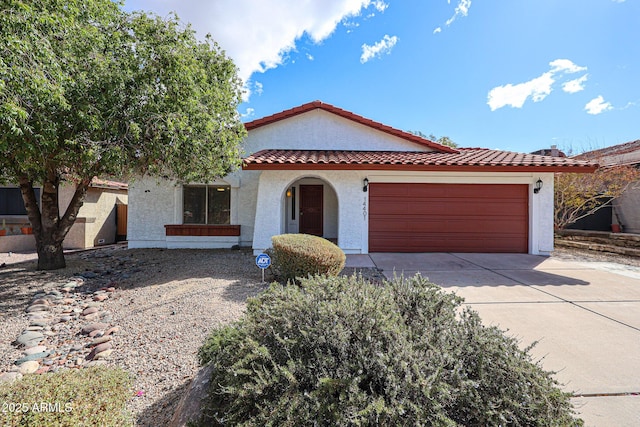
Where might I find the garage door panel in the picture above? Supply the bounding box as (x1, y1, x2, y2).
(371, 202, 524, 217)
(370, 217, 527, 234)
(369, 183, 528, 253)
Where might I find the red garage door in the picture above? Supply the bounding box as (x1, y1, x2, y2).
(369, 183, 528, 253)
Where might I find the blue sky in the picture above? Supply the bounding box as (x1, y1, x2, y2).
(123, 0, 639, 154)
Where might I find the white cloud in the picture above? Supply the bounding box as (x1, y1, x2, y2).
(253, 81, 264, 96)
(445, 0, 472, 25)
(241, 108, 255, 118)
(434, 0, 472, 33)
(360, 34, 398, 63)
(371, 1, 389, 12)
(487, 73, 554, 111)
(585, 96, 613, 115)
(549, 59, 587, 74)
(125, 0, 385, 97)
(562, 74, 588, 93)
(487, 59, 588, 111)
(306, 53, 315, 61)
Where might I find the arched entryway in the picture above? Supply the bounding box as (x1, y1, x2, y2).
(283, 177, 339, 243)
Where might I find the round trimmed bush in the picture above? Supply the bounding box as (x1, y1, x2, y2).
(197, 274, 582, 426)
(267, 233, 346, 282)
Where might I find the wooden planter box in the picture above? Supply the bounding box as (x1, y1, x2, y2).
(164, 224, 241, 237)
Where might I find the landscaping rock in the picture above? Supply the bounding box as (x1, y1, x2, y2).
(88, 329, 104, 338)
(0, 372, 23, 384)
(90, 336, 112, 346)
(24, 345, 47, 355)
(14, 352, 50, 365)
(92, 349, 113, 360)
(169, 364, 215, 427)
(26, 304, 50, 313)
(16, 331, 45, 347)
(29, 320, 48, 327)
(81, 322, 109, 334)
(82, 306, 99, 316)
(104, 326, 120, 336)
(18, 360, 40, 374)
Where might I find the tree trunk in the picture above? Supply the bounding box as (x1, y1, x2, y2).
(18, 174, 90, 270)
(36, 239, 67, 270)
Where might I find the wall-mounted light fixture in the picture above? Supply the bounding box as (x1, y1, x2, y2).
(363, 177, 369, 192)
(286, 188, 292, 197)
(534, 178, 543, 194)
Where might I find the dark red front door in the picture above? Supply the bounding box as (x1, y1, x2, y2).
(299, 185, 323, 236)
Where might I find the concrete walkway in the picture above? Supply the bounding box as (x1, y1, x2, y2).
(346, 253, 640, 426)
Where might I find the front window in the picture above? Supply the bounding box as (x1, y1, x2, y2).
(0, 187, 40, 215)
(183, 185, 230, 224)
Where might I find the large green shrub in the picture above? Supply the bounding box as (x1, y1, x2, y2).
(196, 274, 581, 426)
(0, 367, 132, 426)
(267, 233, 346, 282)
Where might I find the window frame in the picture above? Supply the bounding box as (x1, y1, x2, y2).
(182, 184, 231, 225)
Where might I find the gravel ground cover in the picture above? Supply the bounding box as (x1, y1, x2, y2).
(0, 247, 268, 426)
(0, 244, 637, 426)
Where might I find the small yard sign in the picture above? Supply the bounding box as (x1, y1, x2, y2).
(255, 253, 271, 283)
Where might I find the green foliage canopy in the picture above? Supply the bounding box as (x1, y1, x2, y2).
(0, 0, 245, 269)
(0, 0, 245, 185)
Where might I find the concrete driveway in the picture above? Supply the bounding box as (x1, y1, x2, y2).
(346, 252, 640, 426)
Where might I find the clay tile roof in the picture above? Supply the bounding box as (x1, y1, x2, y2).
(244, 100, 459, 154)
(90, 178, 128, 190)
(243, 148, 598, 172)
(573, 139, 640, 166)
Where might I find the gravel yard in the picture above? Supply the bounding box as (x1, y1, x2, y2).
(0, 246, 268, 426)
(0, 244, 638, 426)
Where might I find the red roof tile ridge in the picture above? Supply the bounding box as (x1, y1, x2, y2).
(243, 101, 459, 154)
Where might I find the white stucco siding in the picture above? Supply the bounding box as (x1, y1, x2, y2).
(128, 177, 177, 248)
(251, 170, 366, 254)
(531, 174, 555, 255)
(614, 185, 640, 234)
(243, 110, 432, 155)
(236, 170, 260, 246)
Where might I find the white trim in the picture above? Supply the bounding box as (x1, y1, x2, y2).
(166, 236, 240, 249)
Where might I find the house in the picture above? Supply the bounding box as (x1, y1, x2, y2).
(0, 179, 128, 253)
(573, 140, 640, 233)
(128, 101, 596, 255)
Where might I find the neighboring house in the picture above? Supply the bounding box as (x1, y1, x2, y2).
(573, 140, 640, 233)
(530, 145, 567, 158)
(0, 179, 128, 253)
(128, 101, 596, 255)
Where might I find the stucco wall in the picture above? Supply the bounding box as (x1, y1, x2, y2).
(128, 178, 178, 248)
(614, 185, 640, 234)
(59, 185, 127, 249)
(0, 184, 126, 251)
(242, 109, 433, 155)
(128, 175, 243, 249)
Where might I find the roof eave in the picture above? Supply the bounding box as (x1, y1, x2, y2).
(242, 163, 599, 173)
